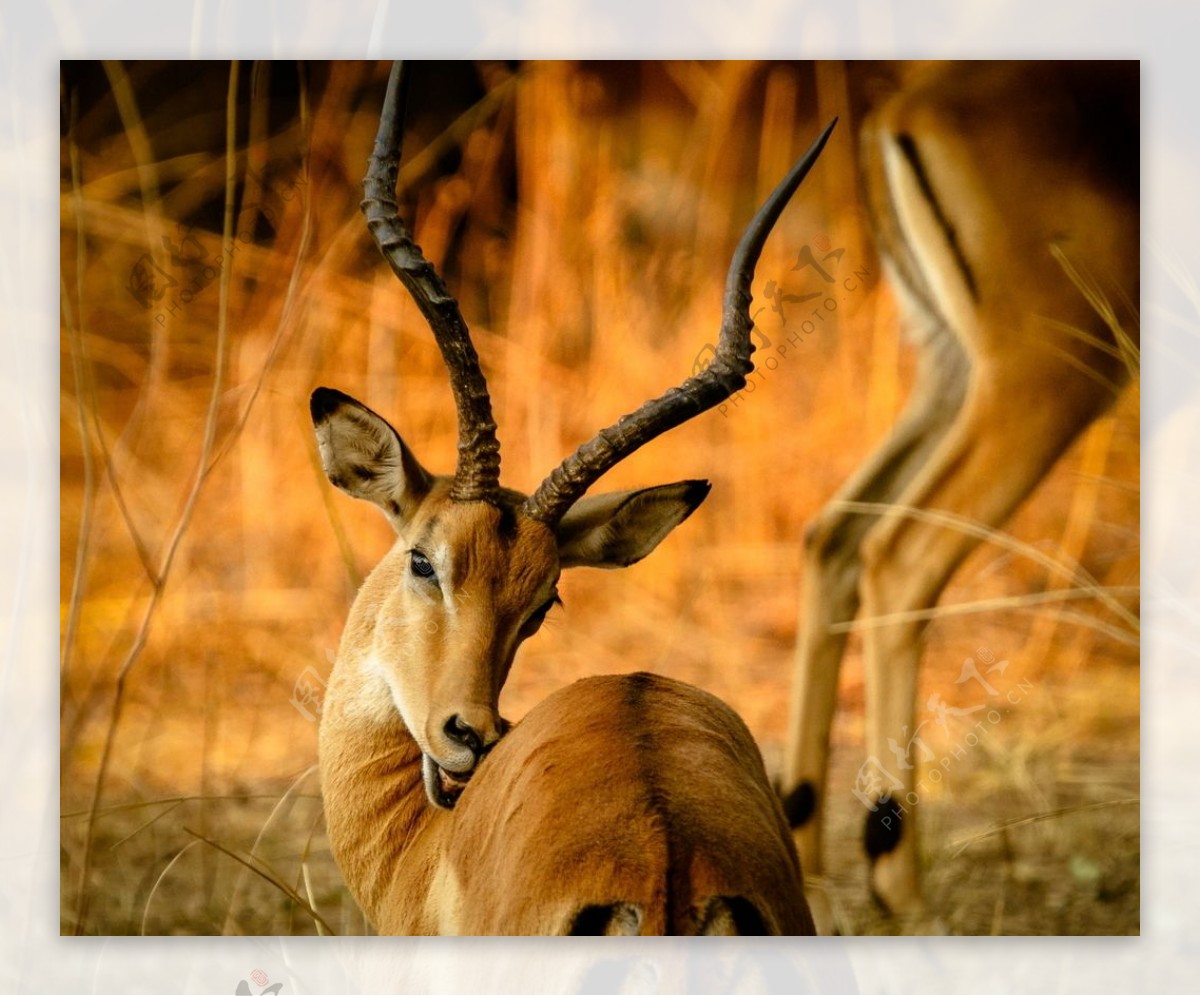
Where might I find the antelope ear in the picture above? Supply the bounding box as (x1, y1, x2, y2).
(555, 480, 711, 569)
(310, 387, 432, 526)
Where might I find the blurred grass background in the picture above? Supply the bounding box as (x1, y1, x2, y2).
(60, 60, 1139, 935)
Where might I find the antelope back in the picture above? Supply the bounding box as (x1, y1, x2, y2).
(314, 61, 832, 936)
(434, 674, 814, 935)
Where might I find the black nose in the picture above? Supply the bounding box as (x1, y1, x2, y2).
(444, 714, 483, 755)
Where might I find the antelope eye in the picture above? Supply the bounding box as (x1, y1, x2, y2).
(521, 594, 561, 637)
(410, 551, 437, 582)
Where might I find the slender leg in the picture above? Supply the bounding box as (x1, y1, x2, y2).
(858, 371, 1115, 913)
(785, 335, 967, 877)
(797, 60, 1139, 920)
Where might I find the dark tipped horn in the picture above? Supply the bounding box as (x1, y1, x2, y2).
(522, 118, 837, 525)
(362, 61, 501, 503)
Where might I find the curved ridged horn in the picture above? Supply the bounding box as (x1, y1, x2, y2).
(362, 61, 501, 503)
(522, 117, 837, 525)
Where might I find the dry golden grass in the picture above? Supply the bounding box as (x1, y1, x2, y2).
(60, 60, 1138, 935)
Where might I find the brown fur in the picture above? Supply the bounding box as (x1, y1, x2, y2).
(313, 389, 815, 934)
(322, 668, 815, 935)
(785, 61, 1139, 914)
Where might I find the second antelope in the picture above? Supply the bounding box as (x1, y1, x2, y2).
(312, 63, 832, 935)
(782, 60, 1139, 918)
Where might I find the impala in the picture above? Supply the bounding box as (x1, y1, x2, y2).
(780, 60, 1139, 915)
(312, 63, 831, 935)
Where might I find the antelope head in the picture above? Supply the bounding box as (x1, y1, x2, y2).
(313, 63, 834, 811)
